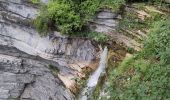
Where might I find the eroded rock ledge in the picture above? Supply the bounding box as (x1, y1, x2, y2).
(0, 0, 98, 99)
(0, 45, 75, 100)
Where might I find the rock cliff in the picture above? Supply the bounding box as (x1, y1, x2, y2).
(0, 45, 73, 100)
(0, 0, 97, 99)
(0, 0, 143, 99)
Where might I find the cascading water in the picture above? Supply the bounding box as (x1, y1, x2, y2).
(80, 47, 108, 100)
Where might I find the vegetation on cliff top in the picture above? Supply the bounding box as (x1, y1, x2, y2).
(32, 0, 125, 36)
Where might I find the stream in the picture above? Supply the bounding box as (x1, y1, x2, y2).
(80, 47, 108, 100)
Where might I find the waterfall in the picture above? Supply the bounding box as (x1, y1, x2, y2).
(80, 47, 108, 100)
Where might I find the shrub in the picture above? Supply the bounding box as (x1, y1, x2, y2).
(34, 0, 125, 35)
(144, 19, 170, 57)
(87, 32, 109, 42)
(116, 55, 135, 74)
(34, 1, 81, 36)
(101, 0, 125, 10)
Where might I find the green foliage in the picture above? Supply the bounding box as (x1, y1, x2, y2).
(116, 56, 135, 74)
(116, 56, 150, 75)
(34, 0, 125, 35)
(160, 47, 170, 65)
(127, 47, 135, 53)
(69, 31, 109, 42)
(149, 0, 163, 5)
(133, 59, 150, 73)
(144, 19, 170, 56)
(148, 0, 170, 9)
(31, 0, 40, 4)
(107, 59, 169, 100)
(101, 0, 125, 10)
(34, 1, 81, 36)
(48, 64, 60, 76)
(79, 0, 100, 21)
(106, 19, 170, 100)
(119, 5, 164, 31)
(87, 32, 109, 42)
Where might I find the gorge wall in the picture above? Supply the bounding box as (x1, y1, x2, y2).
(0, 0, 143, 99)
(0, 0, 98, 99)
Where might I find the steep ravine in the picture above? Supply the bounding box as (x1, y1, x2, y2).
(0, 0, 145, 100)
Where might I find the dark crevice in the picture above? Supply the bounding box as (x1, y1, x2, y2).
(18, 79, 36, 99)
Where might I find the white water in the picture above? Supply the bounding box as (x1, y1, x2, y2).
(80, 47, 108, 100)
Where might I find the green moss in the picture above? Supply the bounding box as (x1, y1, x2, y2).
(116, 55, 135, 75)
(31, 0, 40, 4)
(86, 32, 109, 43)
(127, 47, 135, 54)
(48, 64, 60, 76)
(133, 59, 150, 73)
(144, 19, 170, 55)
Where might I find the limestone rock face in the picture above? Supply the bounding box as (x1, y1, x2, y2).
(89, 9, 142, 51)
(89, 10, 119, 33)
(0, 46, 74, 100)
(0, 0, 98, 99)
(165, 0, 170, 3)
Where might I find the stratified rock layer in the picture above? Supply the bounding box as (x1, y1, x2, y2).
(0, 46, 74, 100)
(89, 9, 119, 33)
(0, 0, 97, 99)
(89, 9, 142, 51)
